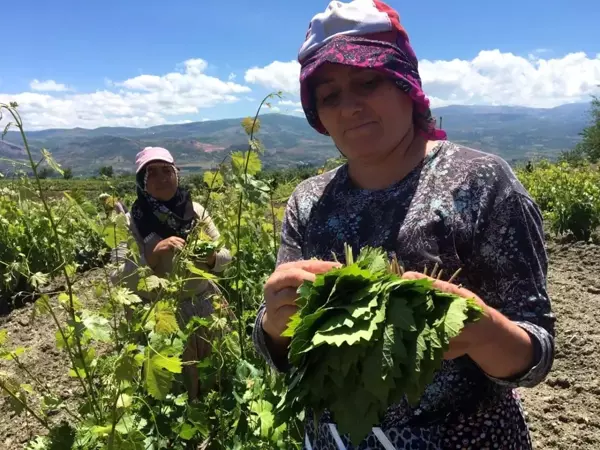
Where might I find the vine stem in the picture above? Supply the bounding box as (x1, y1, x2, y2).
(234, 92, 281, 359)
(0, 380, 50, 430)
(269, 190, 278, 258)
(201, 152, 231, 222)
(45, 297, 100, 421)
(11, 354, 81, 423)
(107, 382, 123, 450)
(1, 103, 103, 421)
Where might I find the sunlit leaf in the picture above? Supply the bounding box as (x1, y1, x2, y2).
(33, 294, 52, 319)
(249, 138, 265, 155)
(154, 302, 179, 335)
(249, 400, 276, 438)
(143, 348, 182, 400)
(58, 293, 82, 311)
(10, 347, 27, 359)
(103, 215, 130, 249)
(116, 393, 132, 409)
(241, 116, 260, 135)
(65, 264, 76, 279)
(0, 371, 26, 414)
(0, 330, 7, 346)
(203, 170, 224, 188)
(174, 393, 188, 406)
(41, 148, 64, 176)
(137, 275, 168, 293)
(41, 394, 62, 412)
(90, 425, 112, 437)
(113, 287, 142, 305)
(185, 261, 216, 280)
(82, 314, 112, 342)
(20, 383, 34, 394)
(179, 423, 198, 440)
(2, 122, 13, 139)
(29, 272, 49, 289)
(114, 414, 146, 435)
(115, 345, 142, 382)
(231, 151, 262, 176)
(55, 329, 68, 350)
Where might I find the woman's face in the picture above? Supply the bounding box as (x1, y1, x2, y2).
(144, 162, 178, 201)
(313, 63, 414, 163)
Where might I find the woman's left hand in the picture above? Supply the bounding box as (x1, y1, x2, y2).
(401, 271, 535, 379)
(206, 251, 217, 269)
(401, 271, 491, 360)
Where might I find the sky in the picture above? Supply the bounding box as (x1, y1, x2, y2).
(1, 0, 600, 130)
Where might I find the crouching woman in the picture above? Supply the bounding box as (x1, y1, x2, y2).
(116, 146, 231, 400)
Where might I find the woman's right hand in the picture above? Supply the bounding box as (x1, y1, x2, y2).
(154, 236, 186, 254)
(262, 260, 341, 345)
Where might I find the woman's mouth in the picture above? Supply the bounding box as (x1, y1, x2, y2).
(345, 121, 378, 135)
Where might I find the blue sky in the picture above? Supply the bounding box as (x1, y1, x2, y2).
(2, 0, 599, 130)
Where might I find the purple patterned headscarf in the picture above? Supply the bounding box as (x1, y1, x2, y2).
(299, 30, 447, 141)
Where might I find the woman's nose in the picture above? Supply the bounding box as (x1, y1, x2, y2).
(338, 93, 363, 117)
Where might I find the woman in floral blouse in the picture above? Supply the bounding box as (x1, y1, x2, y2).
(253, 1, 555, 449)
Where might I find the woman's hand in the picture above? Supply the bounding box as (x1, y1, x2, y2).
(154, 236, 186, 254)
(402, 271, 534, 378)
(206, 251, 217, 268)
(402, 271, 489, 360)
(262, 260, 341, 346)
(146, 236, 186, 270)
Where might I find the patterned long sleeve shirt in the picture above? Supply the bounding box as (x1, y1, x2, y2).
(112, 201, 231, 299)
(253, 141, 555, 450)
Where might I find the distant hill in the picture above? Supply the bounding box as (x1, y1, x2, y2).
(0, 103, 591, 175)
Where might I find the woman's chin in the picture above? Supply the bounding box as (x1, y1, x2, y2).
(344, 123, 380, 141)
(152, 190, 177, 201)
(344, 143, 386, 162)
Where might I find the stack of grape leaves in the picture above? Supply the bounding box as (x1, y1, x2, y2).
(185, 227, 221, 260)
(278, 245, 484, 445)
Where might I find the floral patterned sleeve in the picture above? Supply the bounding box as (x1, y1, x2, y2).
(468, 190, 556, 388)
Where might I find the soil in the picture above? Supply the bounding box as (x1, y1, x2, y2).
(1, 242, 600, 449)
(519, 240, 600, 449)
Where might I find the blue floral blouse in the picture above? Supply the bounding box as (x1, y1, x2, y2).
(253, 141, 555, 450)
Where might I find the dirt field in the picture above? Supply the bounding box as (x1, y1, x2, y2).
(1, 241, 599, 449)
(519, 240, 600, 449)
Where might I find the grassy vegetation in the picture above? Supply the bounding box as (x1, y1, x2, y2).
(516, 161, 600, 241)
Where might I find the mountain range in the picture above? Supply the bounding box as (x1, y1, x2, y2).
(0, 103, 592, 175)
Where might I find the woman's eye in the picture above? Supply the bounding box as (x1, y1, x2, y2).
(320, 92, 339, 106)
(362, 77, 380, 89)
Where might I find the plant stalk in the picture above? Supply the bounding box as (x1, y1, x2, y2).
(1, 104, 103, 421)
(0, 380, 50, 430)
(234, 93, 278, 358)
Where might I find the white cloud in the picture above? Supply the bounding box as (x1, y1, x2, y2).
(418, 50, 600, 108)
(5, 51, 599, 132)
(279, 100, 302, 107)
(263, 105, 281, 114)
(30, 79, 71, 92)
(272, 99, 304, 116)
(228, 72, 237, 81)
(244, 60, 300, 94)
(2, 58, 252, 130)
(245, 51, 600, 109)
